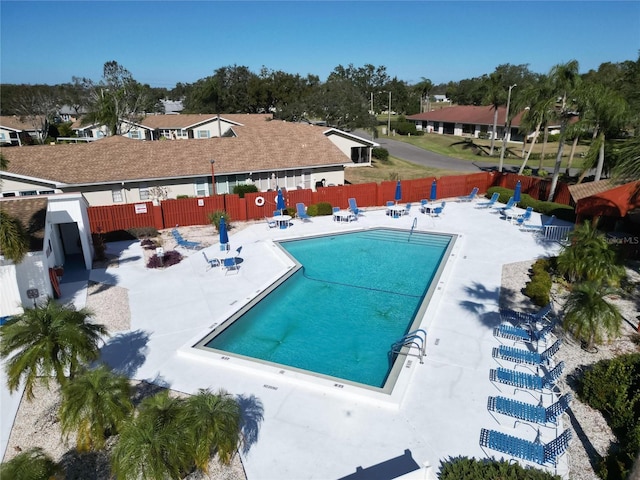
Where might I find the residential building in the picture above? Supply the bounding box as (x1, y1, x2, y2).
(1, 115, 377, 205)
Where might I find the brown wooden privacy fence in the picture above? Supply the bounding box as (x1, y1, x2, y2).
(87, 172, 573, 234)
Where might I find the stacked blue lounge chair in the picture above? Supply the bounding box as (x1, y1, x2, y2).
(487, 393, 573, 425)
(171, 228, 201, 250)
(500, 303, 554, 326)
(490, 362, 565, 391)
(479, 427, 572, 466)
(493, 339, 562, 366)
(494, 321, 556, 344)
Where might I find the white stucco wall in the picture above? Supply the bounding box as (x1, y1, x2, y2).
(14, 252, 52, 307)
(46, 194, 93, 270)
(0, 177, 58, 197)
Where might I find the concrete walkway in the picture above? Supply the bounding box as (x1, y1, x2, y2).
(2, 200, 573, 478)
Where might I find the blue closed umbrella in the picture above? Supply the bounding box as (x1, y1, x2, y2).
(276, 189, 286, 213)
(219, 216, 229, 251)
(430, 180, 437, 202)
(514, 180, 522, 203)
(394, 181, 402, 204)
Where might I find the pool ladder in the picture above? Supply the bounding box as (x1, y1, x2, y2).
(409, 217, 417, 240)
(390, 329, 427, 364)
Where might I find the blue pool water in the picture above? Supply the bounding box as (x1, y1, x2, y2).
(201, 229, 453, 388)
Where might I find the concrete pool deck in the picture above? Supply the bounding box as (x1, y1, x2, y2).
(1, 200, 572, 478)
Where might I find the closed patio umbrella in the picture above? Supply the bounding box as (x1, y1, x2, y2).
(276, 189, 286, 213)
(514, 180, 522, 203)
(430, 180, 437, 202)
(219, 216, 229, 251)
(395, 181, 402, 204)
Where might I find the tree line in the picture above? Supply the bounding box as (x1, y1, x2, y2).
(1, 56, 638, 135)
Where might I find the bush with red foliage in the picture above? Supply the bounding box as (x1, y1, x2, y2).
(146, 250, 182, 269)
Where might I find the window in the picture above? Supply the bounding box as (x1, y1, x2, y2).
(195, 180, 208, 197)
(112, 189, 123, 203)
(129, 130, 140, 139)
(19, 190, 37, 196)
(2, 192, 16, 197)
(197, 130, 210, 139)
(139, 183, 150, 201)
(38, 190, 54, 195)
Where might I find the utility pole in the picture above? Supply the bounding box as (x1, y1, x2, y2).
(498, 84, 516, 172)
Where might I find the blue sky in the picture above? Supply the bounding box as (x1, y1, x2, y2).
(1, 1, 639, 88)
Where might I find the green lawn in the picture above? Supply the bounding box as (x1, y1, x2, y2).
(344, 156, 461, 185)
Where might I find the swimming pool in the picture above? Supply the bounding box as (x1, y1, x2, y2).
(196, 228, 455, 391)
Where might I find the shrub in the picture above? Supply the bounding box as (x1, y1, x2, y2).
(176, 194, 190, 199)
(372, 147, 389, 162)
(91, 233, 106, 261)
(578, 354, 640, 480)
(438, 456, 561, 479)
(391, 118, 417, 136)
(524, 258, 552, 306)
(140, 238, 157, 250)
(522, 168, 533, 176)
(308, 202, 333, 216)
(306, 204, 318, 216)
(233, 184, 258, 198)
(127, 226, 159, 239)
(208, 210, 231, 231)
(147, 250, 182, 269)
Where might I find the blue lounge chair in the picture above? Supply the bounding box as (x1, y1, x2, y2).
(500, 303, 554, 326)
(493, 339, 562, 365)
(171, 228, 201, 250)
(222, 256, 239, 274)
(494, 321, 556, 344)
(487, 393, 573, 426)
(479, 428, 572, 466)
(493, 196, 515, 215)
(348, 198, 363, 217)
(490, 362, 565, 391)
(476, 192, 500, 209)
(515, 207, 534, 226)
(404, 202, 411, 215)
(296, 203, 311, 222)
(385, 201, 395, 216)
(458, 186, 479, 202)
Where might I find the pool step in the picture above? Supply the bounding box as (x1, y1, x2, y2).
(360, 230, 451, 248)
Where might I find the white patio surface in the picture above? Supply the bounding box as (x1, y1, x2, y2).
(1, 199, 573, 479)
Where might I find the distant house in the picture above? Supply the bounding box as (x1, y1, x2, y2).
(1, 115, 378, 205)
(0, 116, 45, 146)
(160, 99, 184, 114)
(406, 106, 525, 142)
(433, 95, 450, 103)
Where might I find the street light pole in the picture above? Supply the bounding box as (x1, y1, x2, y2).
(498, 84, 516, 173)
(387, 91, 392, 137)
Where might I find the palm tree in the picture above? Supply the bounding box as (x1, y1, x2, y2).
(556, 221, 625, 286)
(111, 391, 194, 480)
(184, 388, 242, 471)
(0, 154, 30, 263)
(58, 364, 133, 452)
(576, 82, 629, 181)
(563, 281, 622, 351)
(611, 135, 640, 182)
(0, 298, 106, 399)
(483, 72, 505, 156)
(0, 447, 61, 480)
(0, 209, 30, 264)
(547, 60, 580, 201)
(515, 77, 556, 174)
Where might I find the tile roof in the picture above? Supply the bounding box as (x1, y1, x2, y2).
(406, 105, 525, 128)
(0, 119, 348, 186)
(0, 115, 43, 131)
(567, 179, 615, 202)
(0, 197, 48, 251)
